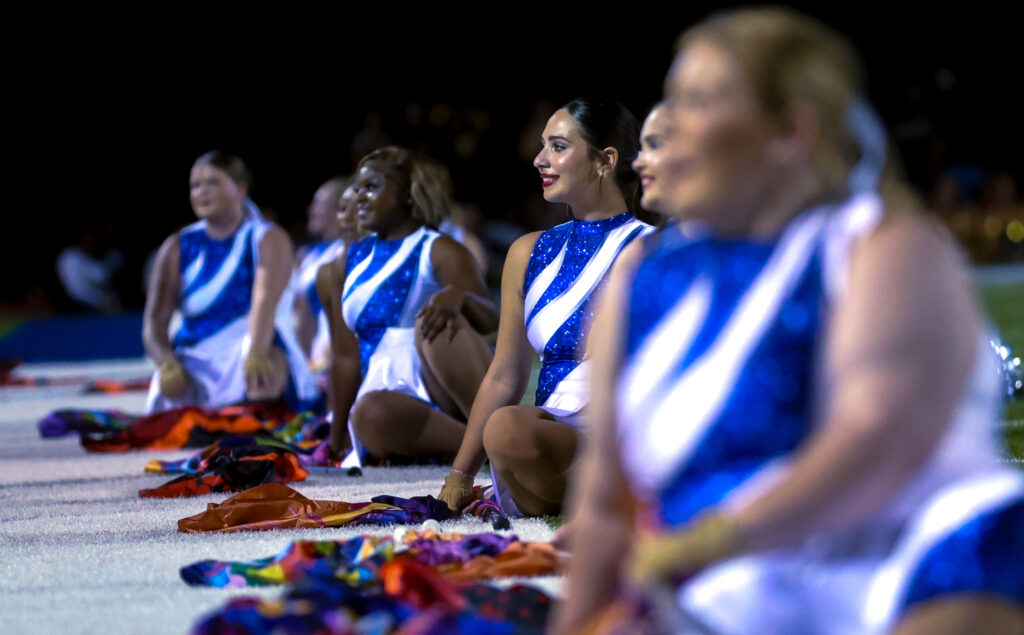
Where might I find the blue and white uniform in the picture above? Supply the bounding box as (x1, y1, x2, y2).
(492, 211, 652, 514)
(617, 193, 1023, 634)
(294, 240, 344, 370)
(146, 217, 318, 413)
(339, 226, 443, 466)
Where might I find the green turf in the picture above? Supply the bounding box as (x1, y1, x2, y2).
(981, 282, 1024, 424)
(0, 317, 22, 339)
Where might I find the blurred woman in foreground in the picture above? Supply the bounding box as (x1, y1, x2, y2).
(556, 9, 1023, 634)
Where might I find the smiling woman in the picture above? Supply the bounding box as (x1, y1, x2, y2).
(143, 151, 318, 413)
(435, 97, 654, 518)
(555, 8, 1024, 635)
(316, 146, 498, 466)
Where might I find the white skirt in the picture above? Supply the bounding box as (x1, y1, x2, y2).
(341, 327, 436, 469)
(146, 316, 318, 413)
(678, 470, 1024, 634)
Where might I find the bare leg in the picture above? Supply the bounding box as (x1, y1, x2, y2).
(416, 314, 494, 419)
(245, 346, 289, 401)
(351, 390, 467, 459)
(483, 405, 580, 517)
(893, 596, 1024, 635)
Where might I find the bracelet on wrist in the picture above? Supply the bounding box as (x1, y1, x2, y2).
(451, 467, 473, 479)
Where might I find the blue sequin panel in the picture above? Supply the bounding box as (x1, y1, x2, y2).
(657, 258, 823, 526)
(344, 236, 394, 302)
(179, 224, 242, 297)
(624, 231, 824, 527)
(523, 223, 571, 293)
(174, 228, 256, 348)
(900, 499, 1024, 609)
(302, 242, 334, 317)
(525, 212, 635, 325)
(351, 238, 426, 374)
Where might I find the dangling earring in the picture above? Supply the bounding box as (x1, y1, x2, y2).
(598, 169, 605, 197)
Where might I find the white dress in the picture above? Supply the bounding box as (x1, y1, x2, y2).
(338, 226, 443, 467)
(492, 211, 652, 515)
(293, 239, 344, 371)
(146, 218, 318, 413)
(616, 194, 1023, 633)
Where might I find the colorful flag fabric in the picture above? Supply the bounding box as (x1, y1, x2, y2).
(177, 484, 513, 534)
(139, 437, 309, 499)
(190, 540, 557, 634)
(180, 530, 559, 589)
(37, 404, 309, 452)
(177, 483, 458, 533)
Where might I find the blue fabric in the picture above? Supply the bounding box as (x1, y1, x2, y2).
(525, 212, 643, 406)
(175, 224, 256, 348)
(624, 229, 824, 526)
(301, 242, 334, 317)
(344, 233, 429, 375)
(901, 499, 1024, 610)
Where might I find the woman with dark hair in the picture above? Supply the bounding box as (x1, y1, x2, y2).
(143, 151, 317, 413)
(317, 146, 498, 466)
(556, 8, 1023, 634)
(436, 97, 653, 517)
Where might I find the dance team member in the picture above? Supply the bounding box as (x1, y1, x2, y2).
(438, 97, 653, 517)
(556, 9, 1023, 634)
(293, 178, 361, 381)
(318, 147, 497, 465)
(144, 151, 317, 413)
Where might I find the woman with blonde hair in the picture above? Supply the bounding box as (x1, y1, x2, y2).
(144, 151, 318, 413)
(556, 8, 1023, 634)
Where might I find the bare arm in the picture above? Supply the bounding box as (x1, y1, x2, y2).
(418, 235, 499, 342)
(316, 251, 362, 454)
(449, 232, 541, 476)
(248, 226, 294, 352)
(732, 214, 981, 550)
(142, 233, 180, 366)
(292, 246, 315, 355)
(292, 290, 316, 356)
(550, 241, 645, 634)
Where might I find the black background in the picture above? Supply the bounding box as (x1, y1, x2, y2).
(7, 5, 1019, 308)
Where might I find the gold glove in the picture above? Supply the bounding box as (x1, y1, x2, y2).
(628, 512, 741, 585)
(158, 357, 189, 399)
(437, 471, 476, 511)
(244, 348, 276, 384)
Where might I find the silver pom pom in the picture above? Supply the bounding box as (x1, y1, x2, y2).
(990, 338, 1024, 400)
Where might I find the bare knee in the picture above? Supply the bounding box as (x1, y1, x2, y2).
(483, 406, 540, 463)
(414, 314, 472, 357)
(351, 391, 395, 455)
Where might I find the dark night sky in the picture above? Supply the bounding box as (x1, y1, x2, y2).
(8, 5, 1019, 307)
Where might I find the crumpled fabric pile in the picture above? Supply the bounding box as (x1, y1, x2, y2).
(188, 528, 560, 634)
(177, 483, 511, 533)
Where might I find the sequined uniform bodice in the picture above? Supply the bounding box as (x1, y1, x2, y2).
(342, 227, 441, 375)
(618, 209, 832, 527)
(174, 219, 259, 349)
(297, 241, 341, 318)
(523, 212, 651, 407)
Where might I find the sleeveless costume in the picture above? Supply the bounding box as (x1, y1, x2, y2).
(339, 226, 444, 467)
(146, 218, 319, 414)
(492, 211, 652, 515)
(617, 194, 1023, 633)
(294, 239, 344, 372)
